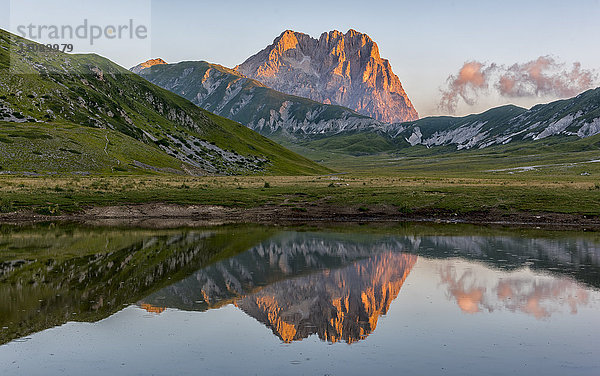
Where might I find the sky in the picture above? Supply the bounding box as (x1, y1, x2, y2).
(2, 0, 600, 117)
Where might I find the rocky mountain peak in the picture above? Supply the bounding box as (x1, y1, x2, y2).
(236, 29, 418, 123)
(274, 30, 301, 52)
(130, 58, 167, 74)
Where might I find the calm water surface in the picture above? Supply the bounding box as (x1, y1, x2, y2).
(0, 224, 599, 375)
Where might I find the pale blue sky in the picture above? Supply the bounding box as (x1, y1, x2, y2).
(2, 0, 600, 116)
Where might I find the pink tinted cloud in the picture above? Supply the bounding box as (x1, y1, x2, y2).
(439, 56, 598, 113)
(497, 56, 597, 98)
(439, 61, 496, 114)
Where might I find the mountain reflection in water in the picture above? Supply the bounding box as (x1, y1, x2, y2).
(140, 232, 419, 343)
(140, 231, 600, 344)
(235, 252, 416, 343)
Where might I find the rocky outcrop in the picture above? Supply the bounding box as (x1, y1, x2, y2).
(236, 29, 419, 124)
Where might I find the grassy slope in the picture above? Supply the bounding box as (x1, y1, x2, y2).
(0, 121, 186, 174)
(203, 112, 332, 175)
(0, 30, 329, 175)
(274, 131, 406, 156)
(312, 133, 600, 177)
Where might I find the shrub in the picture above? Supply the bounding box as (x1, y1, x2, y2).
(36, 204, 60, 216)
(0, 198, 14, 213)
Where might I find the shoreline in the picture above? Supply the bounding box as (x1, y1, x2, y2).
(1, 203, 599, 231)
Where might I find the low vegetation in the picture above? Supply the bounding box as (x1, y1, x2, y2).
(0, 170, 599, 217)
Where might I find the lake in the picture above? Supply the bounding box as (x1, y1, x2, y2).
(0, 223, 598, 375)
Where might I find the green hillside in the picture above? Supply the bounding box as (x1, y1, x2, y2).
(0, 30, 330, 175)
(0, 121, 187, 174)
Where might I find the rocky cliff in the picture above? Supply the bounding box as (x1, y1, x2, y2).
(236, 29, 419, 124)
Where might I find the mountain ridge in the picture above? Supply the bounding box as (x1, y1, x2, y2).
(134, 56, 600, 155)
(389, 87, 600, 150)
(134, 60, 386, 137)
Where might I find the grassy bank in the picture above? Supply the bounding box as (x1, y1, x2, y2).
(1, 172, 599, 217)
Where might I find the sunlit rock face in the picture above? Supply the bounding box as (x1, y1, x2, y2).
(235, 252, 417, 343)
(236, 30, 419, 124)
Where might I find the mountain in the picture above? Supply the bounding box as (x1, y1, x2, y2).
(134, 52, 600, 156)
(235, 29, 419, 124)
(0, 29, 329, 175)
(389, 87, 600, 150)
(134, 59, 385, 137)
(132, 33, 600, 157)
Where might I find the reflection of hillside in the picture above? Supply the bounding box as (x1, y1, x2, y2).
(0, 226, 274, 345)
(236, 252, 416, 343)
